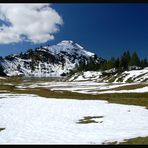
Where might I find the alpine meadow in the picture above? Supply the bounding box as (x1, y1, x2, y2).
(0, 3, 148, 145)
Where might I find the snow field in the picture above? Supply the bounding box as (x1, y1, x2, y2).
(0, 93, 148, 144)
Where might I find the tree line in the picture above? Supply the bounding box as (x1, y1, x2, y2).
(77, 51, 148, 72)
(100, 51, 148, 71)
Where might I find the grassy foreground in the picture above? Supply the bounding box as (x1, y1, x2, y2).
(14, 89, 148, 144)
(13, 89, 148, 144)
(0, 80, 148, 144)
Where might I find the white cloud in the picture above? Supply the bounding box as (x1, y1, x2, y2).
(0, 3, 63, 44)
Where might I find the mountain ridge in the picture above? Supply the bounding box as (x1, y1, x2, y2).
(0, 40, 104, 77)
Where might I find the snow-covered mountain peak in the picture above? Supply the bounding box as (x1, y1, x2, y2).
(51, 40, 95, 58)
(57, 40, 74, 45)
(57, 40, 84, 49)
(0, 40, 104, 77)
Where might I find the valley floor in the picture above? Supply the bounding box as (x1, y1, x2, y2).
(0, 93, 148, 144)
(0, 78, 148, 144)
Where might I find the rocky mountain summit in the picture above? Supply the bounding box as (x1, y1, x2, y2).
(0, 40, 104, 77)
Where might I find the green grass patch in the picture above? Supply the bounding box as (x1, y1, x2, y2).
(126, 78, 134, 83)
(115, 73, 128, 82)
(105, 136, 148, 145)
(117, 77, 124, 82)
(0, 84, 15, 91)
(110, 83, 148, 91)
(0, 128, 5, 132)
(119, 136, 148, 144)
(108, 75, 118, 83)
(76, 116, 103, 124)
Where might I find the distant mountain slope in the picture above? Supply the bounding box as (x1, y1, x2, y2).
(68, 68, 148, 83)
(0, 40, 104, 77)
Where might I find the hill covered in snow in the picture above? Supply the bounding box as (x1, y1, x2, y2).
(68, 68, 148, 83)
(0, 40, 104, 77)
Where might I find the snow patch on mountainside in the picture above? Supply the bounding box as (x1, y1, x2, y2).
(122, 69, 148, 82)
(69, 69, 148, 83)
(69, 71, 103, 82)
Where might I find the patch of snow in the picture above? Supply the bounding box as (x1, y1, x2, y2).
(96, 86, 148, 94)
(0, 77, 6, 80)
(0, 90, 9, 92)
(16, 81, 147, 95)
(69, 69, 148, 83)
(105, 68, 117, 73)
(70, 71, 103, 82)
(144, 67, 148, 70)
(123, 70, 148, 82)
(0, 93, 148, 144)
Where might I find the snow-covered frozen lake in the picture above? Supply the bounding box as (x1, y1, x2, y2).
(0, 93, 148, 144)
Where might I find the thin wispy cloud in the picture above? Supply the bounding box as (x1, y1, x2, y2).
(0, 3, 63, 44)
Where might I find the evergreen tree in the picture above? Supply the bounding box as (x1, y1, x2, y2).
(86, 58, 100, 71)
(130, 52, 140, 67)
(125, 50, 131, 66)
(100, 61, 107, 71)
(99, 50, 147, 71)
(106, 60, 113, 70)
(141, 58, 148, 68)
(119, 52, 128, 70)
(0, 64, 6, 76)
(114, 57, 120, 70)
(110, 57, 116, 68)
(77, 60, 86, 71)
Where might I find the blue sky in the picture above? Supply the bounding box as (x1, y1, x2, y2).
(0, 3, 148, 59)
